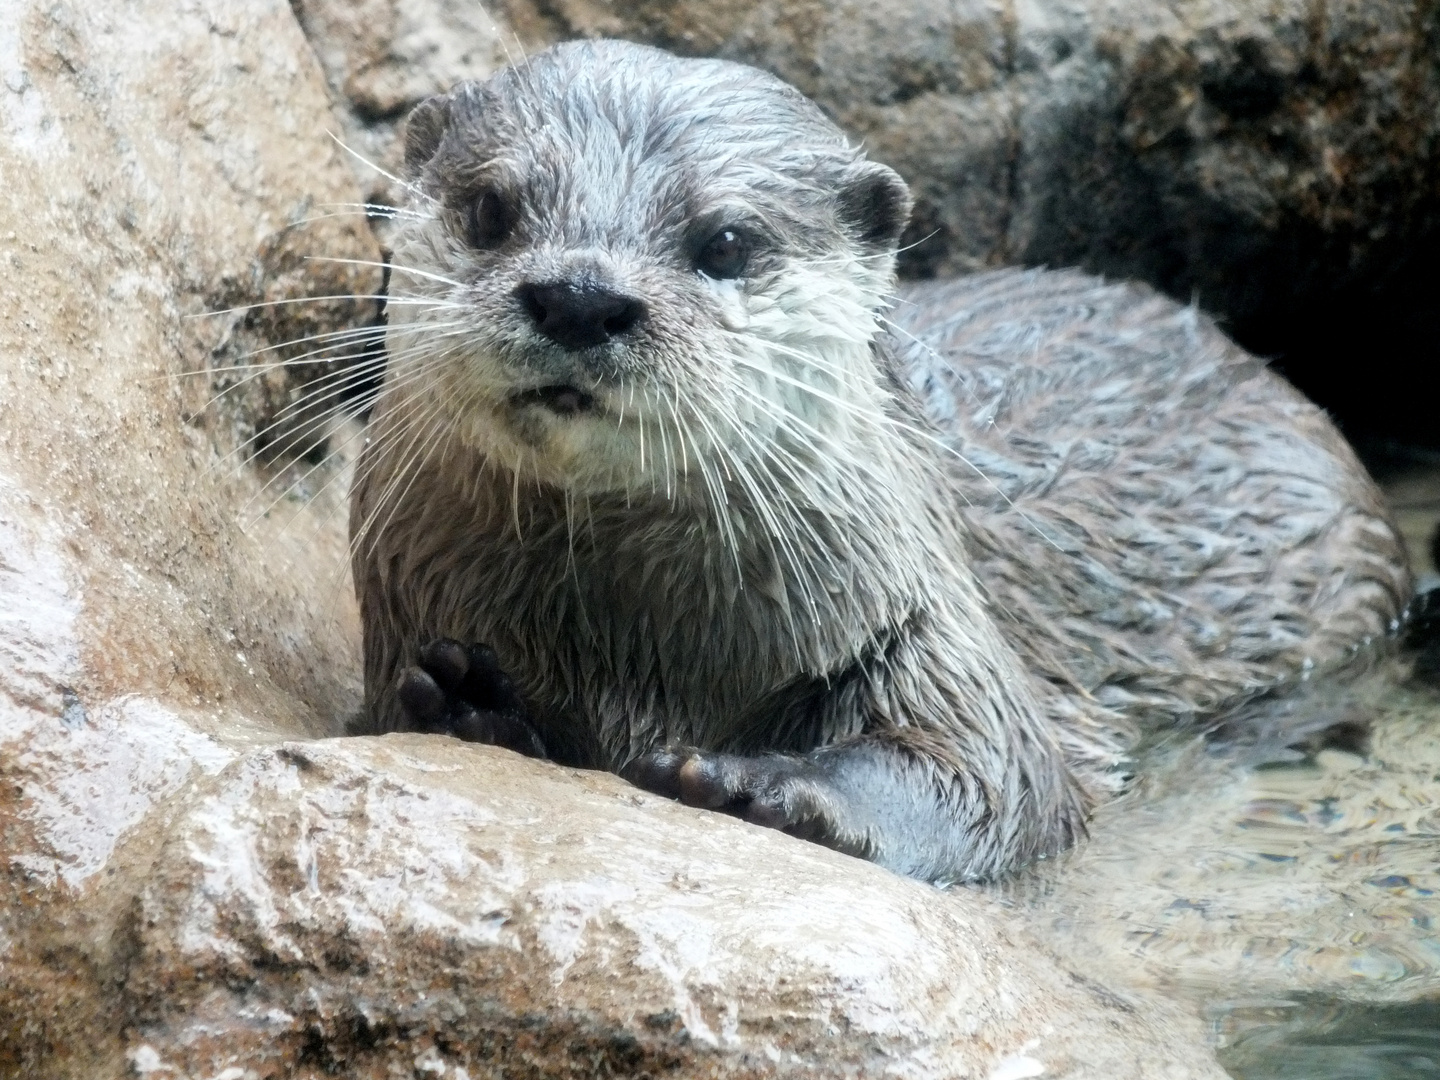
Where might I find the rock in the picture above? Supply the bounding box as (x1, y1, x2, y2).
(0, 0, 376, 727)
(289, 0, 514, 230)
(293, 0, 512, 123)
(124, 736, 1224, 1079)
(0, 2, 1224, 1076)
(306, 0, 1439, 440)
(0, 0, 367, 1071)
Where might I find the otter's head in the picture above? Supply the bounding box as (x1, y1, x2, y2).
(388, 39, 912, 498)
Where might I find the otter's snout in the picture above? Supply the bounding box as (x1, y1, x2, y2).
(516, 280, 647, 350)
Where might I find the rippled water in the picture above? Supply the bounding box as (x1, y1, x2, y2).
(1217, 999, 1440, 1079)
(1001, 670, 1440, 1078)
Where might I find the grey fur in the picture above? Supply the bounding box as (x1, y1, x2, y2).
(350, 40, 1410, 882)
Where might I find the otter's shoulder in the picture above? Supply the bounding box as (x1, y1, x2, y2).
(886, 267, 1272, 434)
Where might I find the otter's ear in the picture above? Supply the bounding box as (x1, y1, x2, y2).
(836, 161, 912, 252)
(403, 95, 452, 175)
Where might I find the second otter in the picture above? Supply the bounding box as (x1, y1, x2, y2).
(350, 40, 1410, 882)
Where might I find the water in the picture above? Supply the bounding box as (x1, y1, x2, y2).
(1218, 999, 1440, 1079)
(1002, 672, 1440, 1079)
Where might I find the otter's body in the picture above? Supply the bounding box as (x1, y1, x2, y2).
(351, 41, 1409, 882)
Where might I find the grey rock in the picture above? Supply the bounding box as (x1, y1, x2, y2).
(501, 0, 1438, 292)
(484, 0, 1436, 432)
(291, 0, 516, 226)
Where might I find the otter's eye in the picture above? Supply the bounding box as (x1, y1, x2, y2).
(696, 228, 749, 279)
(466, 190, 510, 248)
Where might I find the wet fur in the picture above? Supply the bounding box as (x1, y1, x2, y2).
(350, 40, 1410, 882)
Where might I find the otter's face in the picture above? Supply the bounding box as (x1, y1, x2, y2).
(387, 40, 911, 499)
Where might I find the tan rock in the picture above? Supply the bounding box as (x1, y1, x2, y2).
(123, 736, 1225, 1079)
(293, 0, 514, 121)
(0, 506, 1225, 1078)
(0, 0, 378, 727)
(290, 0, 515, 223)
(1, 0, 372, 1071)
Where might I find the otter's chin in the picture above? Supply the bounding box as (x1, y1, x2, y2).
(491, 382, 603, 450)
(507, 384, 597, 417)
(483, 403, 712, 499)
(475, 393, 621, 483)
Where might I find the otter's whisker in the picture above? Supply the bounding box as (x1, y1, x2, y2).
(168, 304, 458, 403)
(709, 375, 886, 591)
(373, 416, 459, 562)
(672, 382, 745, 569)
(723, 371, 896, 488)
(655, 394, 675, 501)
(876, 313, 971, 401)
(316, 201, 430, 221)
(207, 361, 386, 482)
(326, 130, 431, 202)
(307, 256, 465, 291)
(313, 399, 439, 548)
(794, 228, 940, 269)
(637, 399, 646, 476)
(184, 293, 401, 320)
(229, 347, 447, 486)
(695, 396, 832, 636)
(710, 399, 851, 606)
(764, 322, 1067, 553)
(202, 315, 466, 380)
(349, 397, 453, 565)
(511, 453, 525, 542)
(239, 352, 459, 518)
(232, 357, 389, 471)
(204, 331, 465, 475)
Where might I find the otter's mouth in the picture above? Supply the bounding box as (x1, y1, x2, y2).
(508, 384, 596, 417)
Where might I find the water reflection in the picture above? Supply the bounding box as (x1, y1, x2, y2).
(1217, 998, 1440, 1079)
(998, 670, 1440, 1074)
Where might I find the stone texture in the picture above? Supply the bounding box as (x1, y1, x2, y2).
(289, 0, 516, 230)
(0, 3, 1224, 1077)
(122, 736, 1223, 1079)
(3, 0, 1436, 1075)
(300, 0, 1439, 437)
(1, 0, 368, 1072)
(0, 0, 375, 725)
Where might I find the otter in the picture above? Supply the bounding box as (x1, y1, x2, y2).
(349, 39, 1411, 883)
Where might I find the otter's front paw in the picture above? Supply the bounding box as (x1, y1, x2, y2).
(397, 639, 545, 758)
(623, 750, 872, 855)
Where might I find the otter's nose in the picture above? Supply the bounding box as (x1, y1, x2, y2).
(516, 281, 647, 349)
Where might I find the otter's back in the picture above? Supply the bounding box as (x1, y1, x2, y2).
(888, 268, 1410, 726)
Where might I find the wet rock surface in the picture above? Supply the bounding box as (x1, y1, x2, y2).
(1009, 669, 1440, 1007)
(123, 736, 1224, 1079)
(289, 0, 515, 237)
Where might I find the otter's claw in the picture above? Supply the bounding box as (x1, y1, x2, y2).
(397, 639, 545, 759)
(623, 749, 857, 847)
